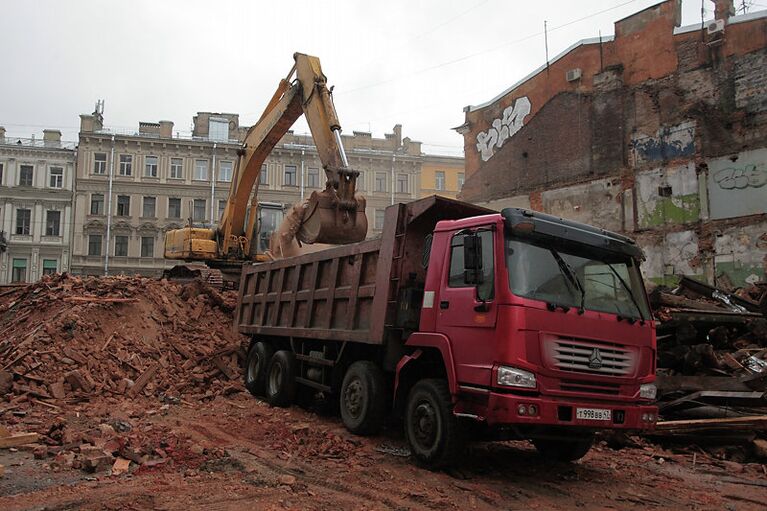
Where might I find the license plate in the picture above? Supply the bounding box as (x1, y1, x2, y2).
(576, 408, 611, 421)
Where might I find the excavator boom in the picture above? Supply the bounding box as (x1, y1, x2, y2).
(164, 53, 367, 269)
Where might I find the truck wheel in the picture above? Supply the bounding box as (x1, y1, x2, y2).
(533, 435, 594, 462)
(405, 379, 463, 469)
(265, 350, 297, 407)
(244, 342, 274, 396)
(339, 361, 386, 436)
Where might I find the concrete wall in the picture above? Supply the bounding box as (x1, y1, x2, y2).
(706, 148, 767, 219)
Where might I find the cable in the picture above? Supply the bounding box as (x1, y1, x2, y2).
(336, 0, 640, 96)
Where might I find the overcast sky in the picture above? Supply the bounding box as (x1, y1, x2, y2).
(0, 0, 737, 155)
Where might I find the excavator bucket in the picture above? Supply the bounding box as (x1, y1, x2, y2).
(297, 189, 368, 245)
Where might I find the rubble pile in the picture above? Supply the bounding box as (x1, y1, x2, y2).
(647, 276, 767, 457)
(0, 273, 245, 404)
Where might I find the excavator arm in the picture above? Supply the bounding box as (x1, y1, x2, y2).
(219, 52, 366, 259)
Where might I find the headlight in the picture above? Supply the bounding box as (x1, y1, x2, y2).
(497, 366, 537, 388)
(639, 383, 657, 400)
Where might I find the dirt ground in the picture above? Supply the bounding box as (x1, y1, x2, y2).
(2, 393, 766, 511)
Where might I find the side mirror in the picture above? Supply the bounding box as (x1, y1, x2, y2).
(463, 233, 483, 286)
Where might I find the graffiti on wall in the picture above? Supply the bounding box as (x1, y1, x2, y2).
(475, 96, 531, 162)
(713, 164, 767, 190)
(631, 121, 695, 165)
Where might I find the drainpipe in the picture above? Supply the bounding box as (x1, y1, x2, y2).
(104, 135, 115, 276)
(300, 149, 305, 201)
(210, 143, 217, 225)
(390, 155, 395, 205)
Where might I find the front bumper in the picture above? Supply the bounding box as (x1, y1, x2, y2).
(481, 391, 657, 430)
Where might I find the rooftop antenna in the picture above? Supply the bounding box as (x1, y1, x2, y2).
(544, 20, 550, 71)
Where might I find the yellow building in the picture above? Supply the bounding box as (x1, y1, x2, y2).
(419, 155, 465, 199)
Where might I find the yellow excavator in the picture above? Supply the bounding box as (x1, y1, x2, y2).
(163, 53, 367, 286)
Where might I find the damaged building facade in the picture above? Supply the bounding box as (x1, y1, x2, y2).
(457, 0, 767, 288)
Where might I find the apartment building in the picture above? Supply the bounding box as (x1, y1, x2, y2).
(0, 128, 76, 283)
(72, 109, 424, 277)
(419, 154, 465, 199)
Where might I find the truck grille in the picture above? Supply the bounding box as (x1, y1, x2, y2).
(560, 379, 621, 395)
(548, 338, 636, 376)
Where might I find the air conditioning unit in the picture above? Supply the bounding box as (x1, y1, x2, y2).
(707, 19, 725, 35)
(566, 68, 582, 82)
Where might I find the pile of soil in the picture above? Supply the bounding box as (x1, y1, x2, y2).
(0, 273, 246, 403)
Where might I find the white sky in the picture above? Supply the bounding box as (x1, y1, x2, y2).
(0, 0, 741, 155)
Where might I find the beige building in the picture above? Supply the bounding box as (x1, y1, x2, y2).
(72, 108, 425, 277)
(0, 128, 76, 283)
(419, 154, 465, 199)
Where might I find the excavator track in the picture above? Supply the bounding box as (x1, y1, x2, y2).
(162, 264, 228, 290)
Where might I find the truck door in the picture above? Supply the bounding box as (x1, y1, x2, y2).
(435, 228, 498, 388)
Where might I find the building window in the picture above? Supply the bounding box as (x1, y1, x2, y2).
(375, 172, 387, 192)
(49, 167, 63, 188)
(170, 158, 183, 179)
(0, 162, 4, 184)
(94, 153, 107, 174)
(19, 165, 33, 186)
(194, 159, 209, 181)
(15, 208, 31, 235)
(168, 197, 181, 218)
(218, 199, 227, 220)
(115, 235, 129, 257)
(374, 209, 385, 230)
(457, 172, 465, 189)
(219, 161, 233, 182)
(116, 195, 130, 216)
(119, 155, 132, 176)
(42, 259, 58, 276)
(88, 234, 102, 256)
(209, 118, 229, 141)
(142, 196, 156, 218)
(357, 171, 365, 191)
(193, 199, 206, 222)
(396, 174, 408, 193)
(307, 167, 320, 188)
(141, 236, 154, 258)
(11, 258, 27, 283)
(144, 155, 158, 177)
(45, 210, 61, 236)
(259, 164, 268, 185)
(435, 171, 445, 191)
(90, 194, 104, 215)
(284, 165, 297, 186)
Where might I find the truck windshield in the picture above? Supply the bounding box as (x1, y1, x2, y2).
(505, 236, 651, 320)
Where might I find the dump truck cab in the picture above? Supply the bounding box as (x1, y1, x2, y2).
(398, 208, 657, 462)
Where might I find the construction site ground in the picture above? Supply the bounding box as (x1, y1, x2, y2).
(2, 275, 767, 509)
(1, 394, 767, 510)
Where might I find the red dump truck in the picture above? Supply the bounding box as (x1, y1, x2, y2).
(236, 196, 658, 467)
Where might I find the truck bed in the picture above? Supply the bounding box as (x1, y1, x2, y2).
(235, 196, 492, 345)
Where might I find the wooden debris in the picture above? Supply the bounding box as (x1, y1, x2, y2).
(0, 432, 40, 448)
(128, 363, 160, 398)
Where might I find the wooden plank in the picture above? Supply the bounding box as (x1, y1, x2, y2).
(655, 415, 767, 432)
(63, 296, 138, 303)
(127, 363, 160, 397)
(0, 433, 39, 448)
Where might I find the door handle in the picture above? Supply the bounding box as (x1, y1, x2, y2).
(440, 300, 450, 309)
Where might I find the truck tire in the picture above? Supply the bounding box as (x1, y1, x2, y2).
(339, 361, 386, 436)
(265, 350, 297, 407)
(405, 379, 463, 469)
(244, 341, 274, 396)
(532, 435, 594, 462)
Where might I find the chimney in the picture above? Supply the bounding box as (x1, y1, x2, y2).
(393, 124, 402, 148)
(139, 121, 161, 136)
(43, 129, 62, 147)
(159, 120, 174, 138)
(79, 112, 103, 133)
(714, 0, 734, 20)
